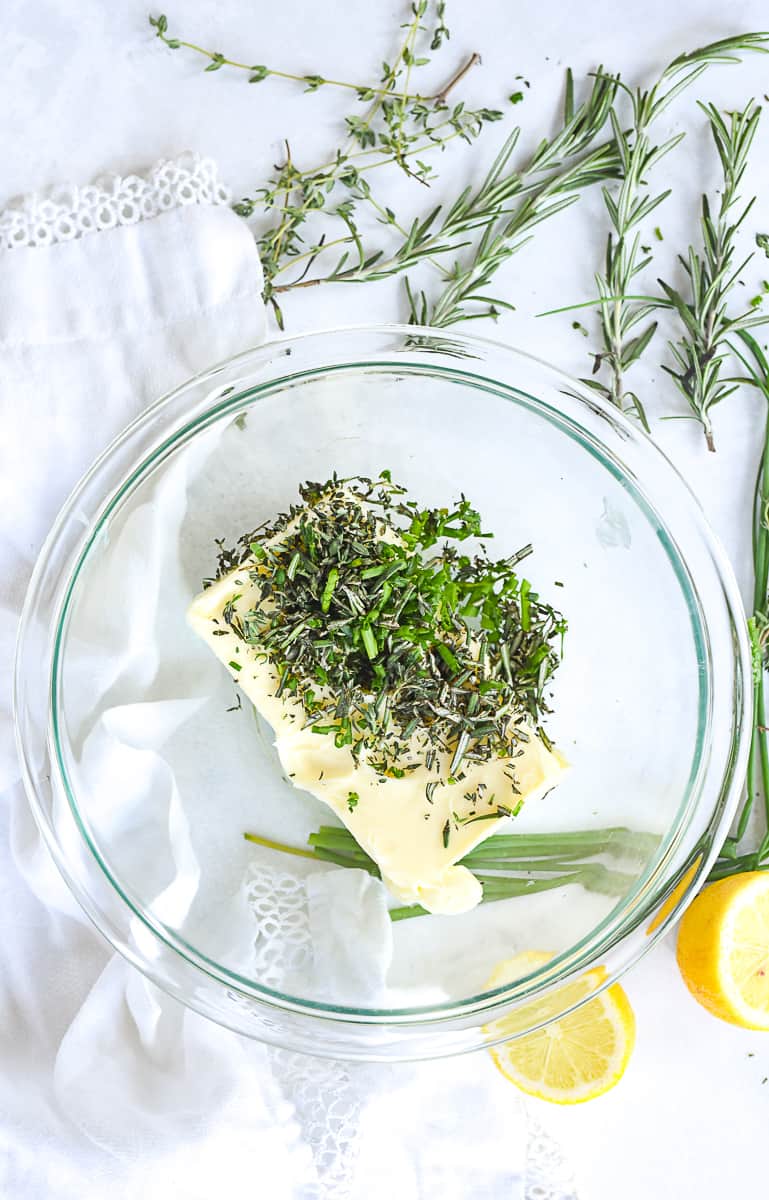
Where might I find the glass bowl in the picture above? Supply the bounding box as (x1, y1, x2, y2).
(14, 326, 750, 1061)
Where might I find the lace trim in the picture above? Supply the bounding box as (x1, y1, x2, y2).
(269, 1048, 361, 1200)
(525, 1113, 579, 1200)
(246, 864, 361, 1197)
(0, 153, 231, 251)
(246, 864, 314, 990)
(246, 863, 576, 1199)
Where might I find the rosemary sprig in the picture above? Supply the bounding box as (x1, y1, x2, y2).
(244, 823, 658, 920)
(658, 101, 768, 451)
(218, 474, 565, 779)
(276, 68, 620, 302)
(588, 33, 769, 430)
(406, 70, 621, 327)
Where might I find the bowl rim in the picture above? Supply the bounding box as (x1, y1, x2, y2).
(14, 322, 752, 1040)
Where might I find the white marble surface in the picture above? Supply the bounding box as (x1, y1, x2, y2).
(3, 0, 769, 1196)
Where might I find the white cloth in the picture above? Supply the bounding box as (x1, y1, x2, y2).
(0, 157, 574, 1199)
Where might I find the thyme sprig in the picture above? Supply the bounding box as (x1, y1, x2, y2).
(150, 4, 503, 327)
(217, 474, 565, 779)
(658, 101, 768, 451)
(272, 69, 620, 316)
(149, 7, 470, 103)
(151, 5, 622, 330)
(244, 824, 659, 920)
(588, 33, 769, 430)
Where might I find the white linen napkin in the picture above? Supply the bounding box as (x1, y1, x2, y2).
(0, 156, 573, 1199)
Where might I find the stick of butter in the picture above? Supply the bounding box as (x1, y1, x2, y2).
(188, 568, 568, 916)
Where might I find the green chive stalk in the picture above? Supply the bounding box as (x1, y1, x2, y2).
(711, 329, 769, 879)
(244, 823, 656, 920)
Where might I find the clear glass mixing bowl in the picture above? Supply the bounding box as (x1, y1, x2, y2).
(14, 326, 750, 1060)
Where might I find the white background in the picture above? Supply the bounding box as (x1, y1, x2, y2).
(3, 0, 769, 1195)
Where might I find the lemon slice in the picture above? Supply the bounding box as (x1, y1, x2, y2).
(484, 951, 636, 1104)
(676, 870, 769, 1029)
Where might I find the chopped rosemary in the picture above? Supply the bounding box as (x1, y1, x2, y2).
(214, 473, 565, 779)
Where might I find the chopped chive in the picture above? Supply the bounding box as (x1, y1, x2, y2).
(320, 567, 339, 612)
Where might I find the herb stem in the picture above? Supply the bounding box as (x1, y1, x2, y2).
(434, 51, 481, 103)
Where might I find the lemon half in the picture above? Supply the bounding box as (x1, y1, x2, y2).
(485, 951, 636, 1104)
(676, 871, 769, 1029)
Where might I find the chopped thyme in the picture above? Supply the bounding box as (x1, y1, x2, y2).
(214, 473, 565, 782)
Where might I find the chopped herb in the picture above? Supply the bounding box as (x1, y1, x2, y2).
(757, 233, 769, 257)
(228, 660, 242, 671)
(442, 819, 451, 848)
(654, 226, 664, 241)
(226, 693, 243, 712)
(456, 810, 506, 826)
(347, 790, 360, 812)
(213, 474, 565, 779)
(537, 725, 554, 752)
(571, 320, 589, 337)
(509, 90, 524, 104)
